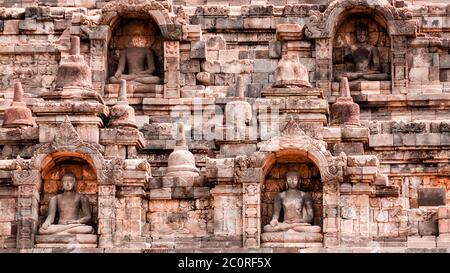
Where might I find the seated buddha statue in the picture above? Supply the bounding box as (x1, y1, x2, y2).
(261, 171, 322, 247)
(334, 22, 389, 82)
(109, 36, 161, 89)
(263, 171, 315, 232)
(38, 173, 94, 235)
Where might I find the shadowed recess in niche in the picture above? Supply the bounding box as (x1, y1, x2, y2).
(39, 154, 98, 227)
(262, 162, 323, 227)
(108, 18, 164, 81)
(332, 14, 391, 83)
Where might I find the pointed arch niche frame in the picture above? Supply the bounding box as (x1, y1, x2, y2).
(84, 0, 201, 98)
(11, 117, 123, 249)
(304, 0, 417, 95)
(235, 118, 346, 248)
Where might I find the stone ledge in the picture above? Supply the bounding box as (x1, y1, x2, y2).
(33, 102, 108, 116)
(370, 133, 450, 148)
(0, 127, 38, 144)
(356, 93, 450, 108)
(34, 234, 98, 248)
(149, 186, 210, 199)
(99, 128, 145, 147)
(2, 246, 450, 253)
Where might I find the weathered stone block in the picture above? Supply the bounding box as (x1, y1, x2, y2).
(393, 134, 415, 146)
(439, 219, 449, 234)
(419, 220, 438, 236)
(201, 60, 221, 73)
(25, 7, 41, 19)
(429, 67, 440, 82)
(190, 41, 206, 59)
(438, 207, 450, 219)
(244, 17, 272, 29)
(409, 67, 429, 82)
(221, 59, 253, 74)
(440, 54, 450, 69)
(347, 155, 379, 167)
(149, 188, 172, 199)
(0, 199, 16, 222)
(206, 36, 226, 50)
(440, 69, 450, 82)
(172, 187, 194, 198)
(352, 183, 373, 195)
(417, 188, 446, 206)
(276, 23, 303, 41)
(333, 143, 364, 155)
(253, 59, 277, 73)
(180, 60, 200, 73)
(218, 50, 239, 62)
(437, 234, 450, 247)
(369, 134, 393, 147)
(416, 133, 441, 146)
(3, 20, 19, 34)
(0, 222, 11, 236)
(18, 19, 37, 32)
(215, 18, 243, 29)
(407, 236, 436, 248)
(220, 143, 256, 157)
(214, 73, 235, 86)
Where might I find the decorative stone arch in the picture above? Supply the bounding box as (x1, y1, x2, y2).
(89, 0, 189, 98)
(305, 0, 418, 95)
(305, 0, 416, 39)
(235, 118, 345, 248)
(99, 0, 180, 42)
(11, 117, 122, 249)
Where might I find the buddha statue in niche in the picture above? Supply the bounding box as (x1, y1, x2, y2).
(263, 171, 315, 232)
(109, 27, 161, 89)
(39, 173, 94, 235)
(261, 171, 323, 247)
(334, 21, 389, 82)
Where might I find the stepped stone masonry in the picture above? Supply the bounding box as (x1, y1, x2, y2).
(1, 0, 450, 253)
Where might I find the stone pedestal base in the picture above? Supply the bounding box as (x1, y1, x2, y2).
(261, 229, 323, 248)
(105, 83, 164, 98)
(437, 234, 450, 247)
(261, 87, 323, 99)
(35, 234, 97, 248)
(41, 88, 101, 103)
(261, 242, 323, 248)
(349, 81, 389, 93)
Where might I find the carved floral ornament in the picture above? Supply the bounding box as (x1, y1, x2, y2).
(257, 116, 329, 154)
(102, 0, 170, 14)
(305, 0, 417, 39)
(10, 116, 123, 186)
(234, 153, 265, 183)
(33, 116, 105, 163)
(100, 0, 175, 26)
(234, 117, 343, 188)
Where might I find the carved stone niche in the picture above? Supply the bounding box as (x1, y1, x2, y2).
(260, 153, 324, 248)
(255, 117, 344, 248)
(262, 161, 323, 227)
(305, 0, 417, 95)
(105, 18, 164, 98)
(35, 153, 99, 248)
(332, 15, 391, 92)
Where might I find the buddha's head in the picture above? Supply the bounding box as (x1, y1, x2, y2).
(122, 20, 155, 48)
(355, 22, 368, 43)
(286, 171, 300, 189)
(128, 36, 151, 48)
(61, 173, 77, 192)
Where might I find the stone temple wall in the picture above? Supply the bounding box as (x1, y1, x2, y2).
(0, 0, 450, 252)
